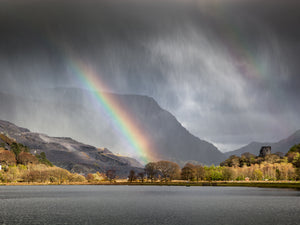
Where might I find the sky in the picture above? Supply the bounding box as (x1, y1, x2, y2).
(0, 0, 300, 152)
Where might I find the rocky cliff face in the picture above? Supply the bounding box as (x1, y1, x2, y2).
(0, 120, 143, 177)
(0, 89, 226, 165)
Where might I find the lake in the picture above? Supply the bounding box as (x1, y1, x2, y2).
(0, 185, 299, 225)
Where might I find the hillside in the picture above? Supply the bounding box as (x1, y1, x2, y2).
(225, 130, 300, 157)
(0, 133, 87, 183)
(0, 89, 225, 165)
(0, 120, 143, 177)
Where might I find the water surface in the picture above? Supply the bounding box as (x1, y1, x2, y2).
(0, 185, 299, 225)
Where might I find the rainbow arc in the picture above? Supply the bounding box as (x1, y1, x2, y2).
(68, 58, 153, 164)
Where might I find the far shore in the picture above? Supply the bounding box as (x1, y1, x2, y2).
(1, 181, 300, 189)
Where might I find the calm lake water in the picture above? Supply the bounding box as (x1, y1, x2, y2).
(0, 185, 299, 225)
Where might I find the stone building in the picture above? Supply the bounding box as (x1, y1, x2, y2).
(259, 146, 271, 157)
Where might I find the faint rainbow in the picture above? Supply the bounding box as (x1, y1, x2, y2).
(213, 3, 268, 81)
(66, 57, 153, 164)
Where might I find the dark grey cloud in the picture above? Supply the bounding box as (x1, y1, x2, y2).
(0, 0, 300, 151)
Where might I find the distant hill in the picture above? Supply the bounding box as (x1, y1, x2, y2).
(225, 130, 300, 157)
(0, 120, 143, 177)
(0, 89, 225, 165)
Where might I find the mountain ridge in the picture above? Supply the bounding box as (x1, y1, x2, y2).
(0, 119, 143, 177)
(0, 89, 225, 165)
(225, 130, 300, 157)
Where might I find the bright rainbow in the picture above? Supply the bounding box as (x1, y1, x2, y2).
(67, 58, 153, 164)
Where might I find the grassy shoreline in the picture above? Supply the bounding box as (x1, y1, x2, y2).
(1, 181, 300, 189)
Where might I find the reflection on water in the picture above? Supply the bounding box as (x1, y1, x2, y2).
(0, 185, 299, 225)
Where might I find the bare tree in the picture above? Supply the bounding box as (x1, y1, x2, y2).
(106, 169, 116, 182)
(128, 170, 136, 183)
(145, 162, 157, 182)
(138, 172, 145, 183)
(156, 161, 180, 182)
(181, 163, 196, 181)
(194, 165, 205, 182)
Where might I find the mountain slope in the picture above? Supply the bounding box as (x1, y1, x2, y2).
(225, 130, 300, 157)
(0, 89, 225, 165)
(0, 120, 143, 177)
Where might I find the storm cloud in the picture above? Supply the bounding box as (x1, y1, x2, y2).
(0, 0, 300, 151)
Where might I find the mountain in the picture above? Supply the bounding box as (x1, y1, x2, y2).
(0, 120, 143, 177)
(0, 88, 225, 165)
(225, 130, 300, 157)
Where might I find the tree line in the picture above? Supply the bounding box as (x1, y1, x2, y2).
(126, 144, 300, 182)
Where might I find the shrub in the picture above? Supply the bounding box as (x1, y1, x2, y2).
(86, 173, 94, 182)
(289, 144, 300, 153)
(0, 150, 16, 166)
(17, 152, 39, 165)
